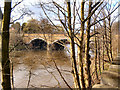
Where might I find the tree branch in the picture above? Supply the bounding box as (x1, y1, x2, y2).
(53, 60, 72, 90)
(84, 2, 103, 23)
(90, 3, 120, 27)
(11, 0, 24, 11)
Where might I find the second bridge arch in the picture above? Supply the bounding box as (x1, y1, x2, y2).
(49, 39, 69, 50)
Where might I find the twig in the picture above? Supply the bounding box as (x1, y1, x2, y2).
(11, 0, 24, 11)
(11, 62, 14, 89)
(27, 68, 32, 88)
(9, 40, 23, 53)
(40, 61, 61, 88)
(52, 60, 72, 90)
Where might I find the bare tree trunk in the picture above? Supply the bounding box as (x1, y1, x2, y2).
(85, 1, 92, 88)
(98, 39, 101, 75)
(104, 19, 111, 62)
(102, 35, 105, 70)
(0, 5, 2, 68)
(1, 1, 12, 89)
(78, 0, 85, 88)
(108, 17, 113, 61)
(11, 62, 14, 89)
(67, 1, 81, 89)
(94, 25, 98, 80)
(0, 6, 2, 89)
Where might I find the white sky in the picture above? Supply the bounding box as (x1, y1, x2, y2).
(0, 0, 119, 25)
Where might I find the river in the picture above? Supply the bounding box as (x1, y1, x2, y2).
(0, 44, 94, 88)
(9, 44, 74, 88)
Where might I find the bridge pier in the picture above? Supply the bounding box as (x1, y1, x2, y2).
(47, 43, 50, 51)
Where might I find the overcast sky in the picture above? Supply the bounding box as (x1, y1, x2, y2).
(0, 0, 119, 25)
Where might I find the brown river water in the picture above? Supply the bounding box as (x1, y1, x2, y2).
(8, 45, 74, 88)
(0, 44, 95, 88)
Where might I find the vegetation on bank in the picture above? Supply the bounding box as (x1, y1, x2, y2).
(11, 18, 65, 34)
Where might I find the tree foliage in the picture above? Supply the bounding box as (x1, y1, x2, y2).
(21, 18, 65, 34)
(11, 22, 21, 33)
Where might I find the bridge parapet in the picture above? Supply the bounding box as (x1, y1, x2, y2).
(23, 33, 69, 44)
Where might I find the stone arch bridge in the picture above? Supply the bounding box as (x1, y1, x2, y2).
(23, 33, 94, 50)
(23, 33, 70, 50)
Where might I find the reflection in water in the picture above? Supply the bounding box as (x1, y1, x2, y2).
(9, 45, 73, 88)
(11, 50, 71, 70)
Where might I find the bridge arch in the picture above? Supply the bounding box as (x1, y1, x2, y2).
(28, 38, 47, 50)
(49, 39, 69, 50)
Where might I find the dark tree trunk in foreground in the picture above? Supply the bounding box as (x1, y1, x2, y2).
(1, 1, 11, 89)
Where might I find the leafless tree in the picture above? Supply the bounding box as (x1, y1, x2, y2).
(1, 1, 12, 89)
